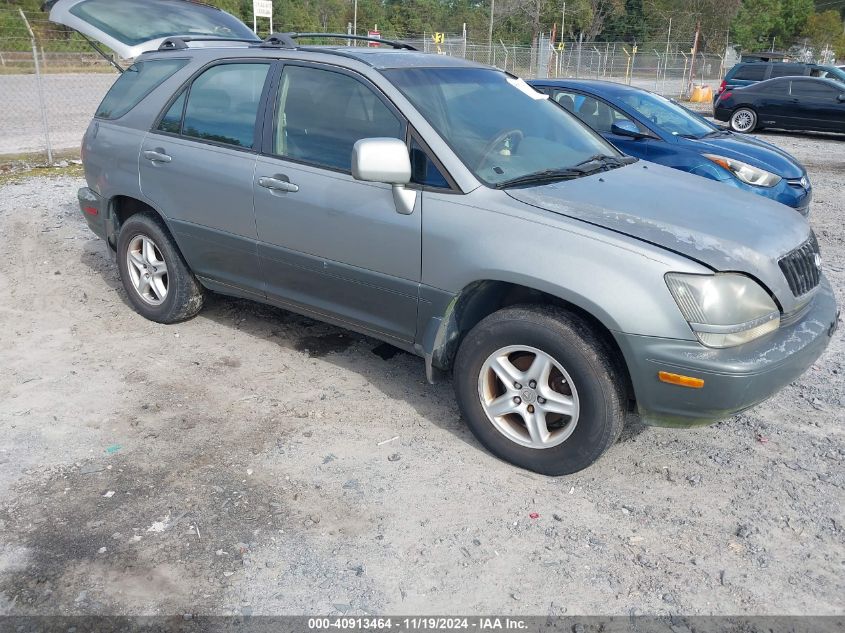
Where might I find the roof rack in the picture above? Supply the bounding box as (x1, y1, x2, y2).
(262, 32, 418, 51)
(158, 36, 261, 51)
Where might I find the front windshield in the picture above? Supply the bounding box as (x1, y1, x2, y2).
(618, 91, 716, 139)
(383, 67, 617, 186)
(816, 67, 845, 82)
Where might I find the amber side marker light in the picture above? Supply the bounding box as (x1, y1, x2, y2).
(658, 371, 705, 389)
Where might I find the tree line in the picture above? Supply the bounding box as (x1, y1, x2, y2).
(2, 0, 843, 56)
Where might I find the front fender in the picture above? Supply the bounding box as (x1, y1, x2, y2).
(418, 188, 708, 376)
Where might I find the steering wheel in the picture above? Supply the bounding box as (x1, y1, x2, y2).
(476, 129, 524, 170)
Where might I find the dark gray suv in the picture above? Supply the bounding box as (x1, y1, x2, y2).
(50, 0, 838, 475)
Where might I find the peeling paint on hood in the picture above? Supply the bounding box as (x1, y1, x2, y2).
(506, 161, 812, 310)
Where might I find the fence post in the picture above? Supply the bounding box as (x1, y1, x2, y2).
(19, 8, 53, 165)
(629, 45, 637, 85)
(654, 50, 660, 90)
(622, 47, 631, 84)
(679, 52, 689, 99)
(575, 32, 582, 78)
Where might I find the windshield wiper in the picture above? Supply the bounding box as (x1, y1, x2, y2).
(574, 154, 637, 170)
(494, 167, 590, 189)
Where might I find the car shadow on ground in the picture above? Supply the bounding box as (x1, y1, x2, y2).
(80, 243, 648, 456)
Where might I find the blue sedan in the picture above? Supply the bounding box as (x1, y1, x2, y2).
(528, 79, 812, 215)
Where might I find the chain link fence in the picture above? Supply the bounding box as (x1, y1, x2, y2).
(0, 9, 729, 162)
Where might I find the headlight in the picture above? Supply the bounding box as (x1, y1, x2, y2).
(665, 273, 780, 348)
(702, 154, 782, 187)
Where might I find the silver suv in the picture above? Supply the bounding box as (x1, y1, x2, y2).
(50, 0, 838, 475)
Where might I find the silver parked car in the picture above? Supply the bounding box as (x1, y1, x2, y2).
(50, 0, 838, 475)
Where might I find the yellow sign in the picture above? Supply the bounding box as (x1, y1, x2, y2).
(632, 45, 638, 53)
(432, 32, 444, 44)
(556, 42, 565, 51)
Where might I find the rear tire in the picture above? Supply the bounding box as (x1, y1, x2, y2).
(729, 107, 757, 133)
(116, 213, 204, 324)
(453, 305, 626, 476)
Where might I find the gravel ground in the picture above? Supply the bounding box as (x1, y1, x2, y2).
(0, 131, 842, 617)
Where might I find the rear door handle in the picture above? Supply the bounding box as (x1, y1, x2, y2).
(143, 150, 172, 163)
(258, 175, 299, 193)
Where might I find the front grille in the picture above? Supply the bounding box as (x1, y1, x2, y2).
(779, 233, 821, 297)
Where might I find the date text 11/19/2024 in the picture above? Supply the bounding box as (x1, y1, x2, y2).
(308, 617, 528, 630)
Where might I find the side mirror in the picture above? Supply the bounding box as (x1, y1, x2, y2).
(611, 119, 645, 138)
(352, 137, 416, 215)
(838, 94, 845, 103)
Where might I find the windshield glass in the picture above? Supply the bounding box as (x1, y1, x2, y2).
(617, 91, 716, 138)
(816, 67, 845, 82)
(383, 67, 617, 186)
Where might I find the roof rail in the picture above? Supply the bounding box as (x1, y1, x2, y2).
(262, 32, 418, 51)
(157, 36, 260, 51)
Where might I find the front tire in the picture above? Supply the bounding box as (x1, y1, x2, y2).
(116, 213, 204, 323)
(729, 107, 757, 133)
(453, 305, 626, 476)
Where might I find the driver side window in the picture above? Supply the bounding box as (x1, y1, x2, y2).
(558, 92, 634, 134)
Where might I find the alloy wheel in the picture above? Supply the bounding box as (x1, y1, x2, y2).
(125, 234, 169, 306)
(731, 109, 755, 132)
(477, 345, 580, 449)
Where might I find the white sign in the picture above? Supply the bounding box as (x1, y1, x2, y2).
(253, 0, 273, 18)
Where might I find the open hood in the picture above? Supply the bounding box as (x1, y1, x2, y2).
(44, 0, 260, 60)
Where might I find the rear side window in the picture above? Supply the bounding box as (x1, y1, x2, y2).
(733, 64, 767, 81)
(158, 91, 186, 134)
(180, 63, 271, 148)
(758, 79, 789, 94)
(770, 64, 805, 78)
(96, 58, 187, 120)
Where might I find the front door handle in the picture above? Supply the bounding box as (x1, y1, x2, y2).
(258, 175, 299, 193)
(143, 150, 172, 163)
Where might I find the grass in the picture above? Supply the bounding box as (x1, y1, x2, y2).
(0, 149, 83, 186)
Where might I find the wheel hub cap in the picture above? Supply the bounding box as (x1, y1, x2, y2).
(478, 345, 580, 450)
(126, 234, 168, 306)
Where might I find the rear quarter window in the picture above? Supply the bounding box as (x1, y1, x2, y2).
(770, 64, 806, 78)
(96, 58, 188, 120)
(733, 64, 767, 81)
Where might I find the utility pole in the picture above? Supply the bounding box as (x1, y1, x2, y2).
(353, 0, 358, 44)
(662, 17, 671, 93)
(561, 1, 566, 44)
(488, 0, 495, 51)
(19, 8, 52, 165)
(687, 19, 701, 97)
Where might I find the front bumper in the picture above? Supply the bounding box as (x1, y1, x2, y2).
(742, 177, 811, 216)
(615, 276, 839, 427)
